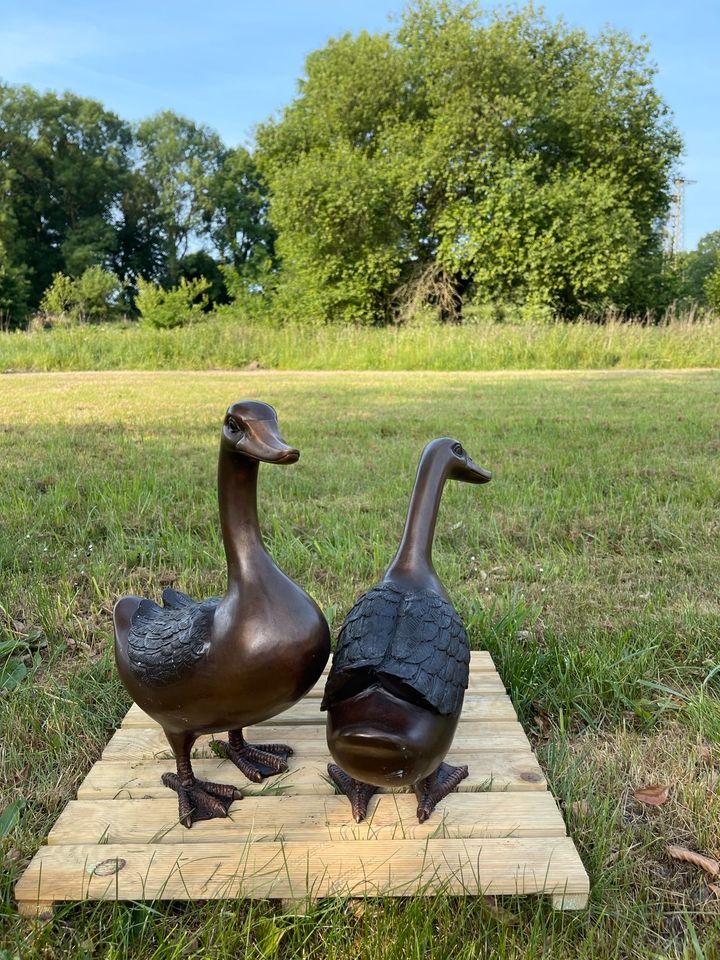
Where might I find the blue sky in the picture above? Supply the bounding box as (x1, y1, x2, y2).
(1, 1, 717, 249)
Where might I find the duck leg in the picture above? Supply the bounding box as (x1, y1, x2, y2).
(215, 729, 293, 782)
(327, 764, 378, 823)
(161, 731, 243, 829)
(414, 762, 469, 823)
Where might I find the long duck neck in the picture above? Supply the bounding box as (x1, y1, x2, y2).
(218, 447, 268, 585)
(384, 444, 452, 594)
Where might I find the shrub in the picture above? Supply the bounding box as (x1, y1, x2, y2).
(704, 266, 720, 313)
(136, 276, 210, 328)
(37, 266, 124, 326)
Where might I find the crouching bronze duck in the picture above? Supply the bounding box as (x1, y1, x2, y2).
(322, 437, 491, 823)
(114, 401, 331, 827)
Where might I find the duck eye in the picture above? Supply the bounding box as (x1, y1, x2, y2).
(451, 443, 465, 458)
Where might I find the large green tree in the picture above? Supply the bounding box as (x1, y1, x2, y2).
(256, 2, 682, 322)
(135, 111, 225, 286)
(203, 146, 276, 277)
(0, 84, 135, 323)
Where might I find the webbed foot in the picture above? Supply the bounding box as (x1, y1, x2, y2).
(414, 762, 469, 823)
(327, 763, 378, 823)
(216, 729, 293, 782)
(161, 772, 242, 828)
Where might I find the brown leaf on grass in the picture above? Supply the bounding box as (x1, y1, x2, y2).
(482, 896, 519, 925)
(532, 701, 553, 737)
(633, 784, 671, 806)
(667, 845, 720, 877)
(708, 883, 720, 899)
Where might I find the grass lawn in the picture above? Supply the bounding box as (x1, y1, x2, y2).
(1, 368, 719, 958)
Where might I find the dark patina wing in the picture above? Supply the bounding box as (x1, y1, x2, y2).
(322, 582, 469, 715)
(126, 595, 220, 685)
(379, 590, 470, 715)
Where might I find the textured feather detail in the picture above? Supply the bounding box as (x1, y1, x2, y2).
(322, 582, 469, 716)
(161, 587, 197, 610)
(126, 595, 221, 685)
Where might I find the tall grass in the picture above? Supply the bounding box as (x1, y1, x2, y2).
(1, 314, 719, 371)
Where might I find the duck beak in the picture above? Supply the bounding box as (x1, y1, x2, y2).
(466, 458, 492, 484)
(241, 419, 300, 464)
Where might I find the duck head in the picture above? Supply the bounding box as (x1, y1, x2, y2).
(221, 400, 300, 464)
(440, 437, 492, 484)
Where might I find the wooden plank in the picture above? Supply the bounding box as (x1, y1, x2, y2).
(15, 646, 590, 914)
(77, 752, 546, 800)
(48, 793, 565, 845)
(121, 677, 506, 726)
(15, 838, 589, 902)
(119, 695, 515, 731)
(102, 722, 527, 762)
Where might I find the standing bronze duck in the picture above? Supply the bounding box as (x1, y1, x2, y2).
(114, 401, 331, 827)
(321, 437, 491, 823)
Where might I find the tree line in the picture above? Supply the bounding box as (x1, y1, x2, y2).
(0, 90, 272, 327)
(1, 1, 719, 330)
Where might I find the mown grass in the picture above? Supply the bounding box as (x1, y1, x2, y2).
(1, 369, 719, 958)
(1, 315, 720, 372)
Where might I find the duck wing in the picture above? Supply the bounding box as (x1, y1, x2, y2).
(322, 583, 469, 716)
(127, 595, 221, 685)
(161, 587, 197, 610)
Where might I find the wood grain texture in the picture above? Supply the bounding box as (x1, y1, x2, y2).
(16, 838, 589, 902)
(78, 751, 546, 799)
(48, 793, 565, 844)
(102, 720, 523, 762)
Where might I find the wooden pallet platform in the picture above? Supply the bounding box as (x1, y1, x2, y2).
(16, 652, 589, 916)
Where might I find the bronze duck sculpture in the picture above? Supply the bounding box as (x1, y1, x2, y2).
(114, 401, 331, 827)
(322, 437, 491, 823)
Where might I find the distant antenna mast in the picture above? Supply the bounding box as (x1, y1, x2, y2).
(666, 176, 697, 256)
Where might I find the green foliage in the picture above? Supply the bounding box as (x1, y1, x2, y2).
(256, 2, 682, 323)
(704, 264, 720, 311)
(37, 266, 124, 325)
(136, 275, 210, 328)
(0, 241, 30, 328)
(675, 230, 720, 306)
(135, 111, 225, 286)
(203, 146, 276, 272)
(0, 86, 271, 326)
(0, 84, 134, 323)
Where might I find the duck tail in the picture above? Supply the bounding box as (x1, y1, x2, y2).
(112, 595, 144, 650)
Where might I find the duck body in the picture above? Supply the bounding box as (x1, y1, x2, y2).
(322, 437, 491, 822)
(322, 582, 468, 787)
(113, 401, 330, 827)
(116, 572, 329, 736)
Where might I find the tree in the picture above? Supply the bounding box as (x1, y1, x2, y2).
(256, 2, 682, 322)
(675, 231, 720, 305)
(0, 83, 134, 324)
(203, 146, 276, 278)
(135, 111, 225, 286)
(704, 264, 720, 312)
